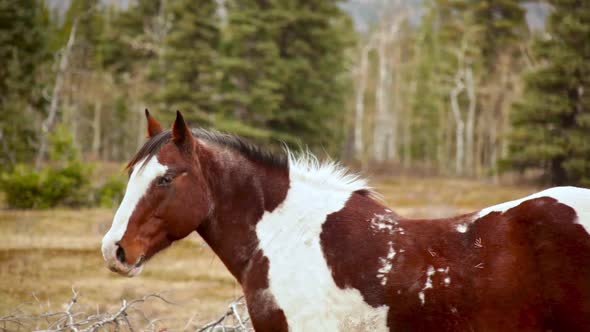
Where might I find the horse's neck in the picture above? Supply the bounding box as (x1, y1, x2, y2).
(196, 146, 289, 283)
(195, 147, 371, 285)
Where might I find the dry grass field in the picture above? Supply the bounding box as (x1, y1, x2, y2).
(0, 176, 539, 330)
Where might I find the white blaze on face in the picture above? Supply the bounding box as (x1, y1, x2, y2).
(101, 157, 168, 262)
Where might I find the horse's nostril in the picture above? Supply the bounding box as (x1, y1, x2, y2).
(116, 245, 126, 264)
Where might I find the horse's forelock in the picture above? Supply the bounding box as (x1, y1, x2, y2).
(126, 130, 172, 172)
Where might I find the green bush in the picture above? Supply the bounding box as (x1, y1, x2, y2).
(0, 162, 93, 209)
(0, 125, 93, 209)
(96, 176, 126, 208)
(0, 165, 44, 208)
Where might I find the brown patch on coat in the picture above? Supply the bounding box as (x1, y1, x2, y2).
(321, 194, 590, 331)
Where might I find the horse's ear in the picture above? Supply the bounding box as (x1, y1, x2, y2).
(172, 110, 193, 148)
(145, 109, 163, 137)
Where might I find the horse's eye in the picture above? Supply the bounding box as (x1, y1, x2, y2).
(156, 175, 172, 186)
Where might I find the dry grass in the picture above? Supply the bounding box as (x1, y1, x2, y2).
(0, 209, 240, 330)
(0, 176, 538, 330)
(371, 176, 539, 218)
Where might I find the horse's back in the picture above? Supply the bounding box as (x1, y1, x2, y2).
(476, 186, 590, 331)
(478, 186, 590, 233)
(386, 187, 590, 332)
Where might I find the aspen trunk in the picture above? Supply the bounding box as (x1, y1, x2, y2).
(464, 66, 476, 176)
(35, 16, 81, 169)
(92, 101, 102, 158)
(373, 34, 390, 163)
(353, 42, 374, 160)
(372, 15, 404, 163)
(450, 75, 466, 175)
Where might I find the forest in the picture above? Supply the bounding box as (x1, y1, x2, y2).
(2, 1, 590, 329)
(1, 0, 590, 209)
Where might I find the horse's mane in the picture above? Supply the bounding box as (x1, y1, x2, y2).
(126, 128, 373, 194)
(126, 128, 288, 172)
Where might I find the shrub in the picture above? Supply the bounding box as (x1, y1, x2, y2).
(0, 165, 44, 208)
(0, 162, 93, 209)
(96, 175, 126, 208)
(0, 126, 93, 209)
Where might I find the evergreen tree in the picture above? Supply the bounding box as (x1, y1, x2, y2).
(158, 0, 221, 123)
(270, 0, 355, 152)
(0, 0, 50, 168)
(102, 1, 163, 74)
(470, 0, 527, 69)
(508, 0, 590, 185)
(219, 0, 284, 137)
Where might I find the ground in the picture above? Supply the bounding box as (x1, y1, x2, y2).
(0, 176, 537, 330)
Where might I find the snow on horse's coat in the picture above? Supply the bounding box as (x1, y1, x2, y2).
(102, 111, 590, 332)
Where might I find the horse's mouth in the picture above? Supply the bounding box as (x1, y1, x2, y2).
(134, 255, 146, 268)
(107, 255, 146, 277)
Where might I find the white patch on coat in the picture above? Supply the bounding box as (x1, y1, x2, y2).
(101, 157, 167, 261)
(370, 213, 397, 232)
(418, 266, 436, 305)
(477, 187, 590, 235)
(456, 223, 468, 233)
(418, 266, 452, 305)
(377, 241, 396, 286)
(256, 157, 388, 332)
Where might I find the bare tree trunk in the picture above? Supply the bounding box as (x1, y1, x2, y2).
(353, 40, 375, 160)
(373, 35, 391, 163)
(450, 77, 466, 176)
(35, 16, 81, 169)
(372, 13, 405, 163)
(92, 101, 102, 159)
(464, 66, 476, 176)
(387, 43, 402, 161)
(402, 80, 416, 168)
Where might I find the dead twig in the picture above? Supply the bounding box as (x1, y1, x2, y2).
(0, 290, 174, 332)
(195, 296, 252, 332)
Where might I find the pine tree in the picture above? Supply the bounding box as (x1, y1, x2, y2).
(508, 0, 590, 185)
(0, 0, 50, 168)
(269, 0, 355, 152)
(470, 0, 527, 69)
(218, 0, 284, 139)
(158, 0, 221, 123)
(102, 1, 163, 74)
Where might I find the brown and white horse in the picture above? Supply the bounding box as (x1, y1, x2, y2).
(102, 110, 590, 331)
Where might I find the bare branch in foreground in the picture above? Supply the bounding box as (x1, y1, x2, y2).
(193, 296, 253, 332)
(0, 289, 174, 332)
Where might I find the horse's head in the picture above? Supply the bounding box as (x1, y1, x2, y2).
(101, 110, 212, 276)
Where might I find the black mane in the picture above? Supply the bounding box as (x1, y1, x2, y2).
(126, 128, 288, 171)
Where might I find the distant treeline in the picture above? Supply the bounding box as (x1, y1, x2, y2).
(348, 0, 590, 186)
(1, 0, 589, 186)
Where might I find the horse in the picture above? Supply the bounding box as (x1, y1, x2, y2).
(102, 110, 590, 331)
